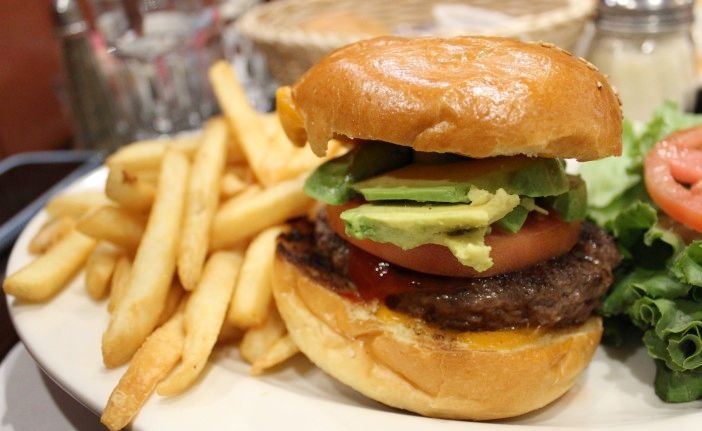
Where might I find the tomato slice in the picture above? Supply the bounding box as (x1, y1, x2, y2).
(325, 202, 581, 278)
(645, 126, 702, 233)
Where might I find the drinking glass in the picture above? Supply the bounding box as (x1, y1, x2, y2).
(92, 0, 223, 138)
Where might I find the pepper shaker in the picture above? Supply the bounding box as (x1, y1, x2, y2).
(54, 0, 125, 151)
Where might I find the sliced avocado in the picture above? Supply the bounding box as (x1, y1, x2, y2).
(352, 157, 569, 203)
(303, 142, 413, 204)
(495, 205, 529, 233)
(497, 178, 585, 232)
(546, 176, 588, 222)
(494, 197, 548, 233)
(509, 158, 568, 198)
(340, 188, 519, 271)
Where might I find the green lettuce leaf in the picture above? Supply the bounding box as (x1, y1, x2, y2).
(632, 298, 702, 372)
(586, 182, 650, 228)
(303, 142, 412, 205)
(580, 120, 640, 210)
(671, 241, 702, 288)
(601, 268, 690, 317)
(605, 200, 681, 265)
(583, 102, 702, 228)
(585, 103, 702, 403)
(655, 360, 702, 403)
(611, 201, 658, 250)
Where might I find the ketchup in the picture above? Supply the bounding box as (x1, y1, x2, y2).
(346, 245, 466, 302)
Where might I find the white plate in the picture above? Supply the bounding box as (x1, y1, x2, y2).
(6, 167, 702, 431)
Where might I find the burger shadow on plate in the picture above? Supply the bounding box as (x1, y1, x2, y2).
(259, 354, 396, 413)
(200, 345, 394, 412)
(601, 344, 653, 387)
(497, 367, 595, 425)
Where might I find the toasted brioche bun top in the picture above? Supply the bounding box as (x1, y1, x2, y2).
(283, 36, 622, 160)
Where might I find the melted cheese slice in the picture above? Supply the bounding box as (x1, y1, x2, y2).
(376, 305, 544, 350)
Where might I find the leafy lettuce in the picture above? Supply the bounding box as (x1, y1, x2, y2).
(582, 103, 702, 403)
(582, 102, 702, 228)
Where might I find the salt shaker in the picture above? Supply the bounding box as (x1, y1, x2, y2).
(53, 0, 124, 151)
(585, 0, 697, 122)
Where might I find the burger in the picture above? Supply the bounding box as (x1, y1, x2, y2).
(272, 36, 622, 420)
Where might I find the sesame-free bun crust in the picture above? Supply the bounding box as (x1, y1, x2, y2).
(272, 253, 603, 420)
(288, 36, 622, 160)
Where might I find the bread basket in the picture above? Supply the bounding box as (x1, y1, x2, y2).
(237, 0, 595, 85)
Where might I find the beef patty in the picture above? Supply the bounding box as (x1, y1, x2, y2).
(277, 215, 620, 331)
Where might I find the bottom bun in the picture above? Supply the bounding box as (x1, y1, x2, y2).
(272, 252, 603, 420)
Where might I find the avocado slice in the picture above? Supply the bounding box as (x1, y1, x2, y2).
(496, 178, 586, 233)
(340, 188, 520, 271)
(303, 142, 413, 204)
(352, 157, 569, 203)
(545, 176, 588, 222)
(495, 197, 550, 233)
(495, 204, 530, 233)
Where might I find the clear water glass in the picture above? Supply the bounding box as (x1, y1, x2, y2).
(93, 0, 223, 138)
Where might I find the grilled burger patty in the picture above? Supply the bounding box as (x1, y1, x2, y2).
(277, 215, 620, 331)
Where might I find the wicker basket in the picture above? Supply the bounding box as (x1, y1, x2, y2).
(237, 0, 595, 85)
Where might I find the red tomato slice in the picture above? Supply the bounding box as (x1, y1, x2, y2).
(326, 202, 581, 278)
(645, 126, 702, 233)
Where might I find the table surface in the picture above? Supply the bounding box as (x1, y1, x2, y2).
(0, 246, 101, 431)
(1, 248, 18, 362)
(0, 343, 101, 431)
(0, 152, 101, 430)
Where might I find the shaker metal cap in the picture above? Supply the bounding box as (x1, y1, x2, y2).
(596, 0, 694, 33)
(53, 0, 88, 37)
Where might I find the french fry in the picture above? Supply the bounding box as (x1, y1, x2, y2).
(254, 113, 338, 184)
(219, 169, 247, 200)
(220, 183, 262, 207)
(107, 256, 131, 313)
(27, 216, 76, 254)
(3, 230, 96, 302)
(131, 169, 159, 184)
(155, 283, 185, 327)
(239, 306, 287, 364)
(85, 242, 121, 300)
(45, 191, 110, 219)
(105, 166, 155, 212)
(224, 129, 246, 165)
(158, 251, 243, 396)
(250, 335, 299, 375)
(106, 136, 199, 171)
(102, 150, 190, 368)
(209, 61, 268, 183)
(211, 175, 312, 249)
(262, 115, 348, 185)
(210, 61, 341, 185)
(274, 135, 346, 183)
(177, 118, 228, 291)
(77, 206, 146, 250)
(227, 226, 286, 328)
(101, 310, 184, 431)
(225, 164, 255, 184)
(217, 318, 244, 345)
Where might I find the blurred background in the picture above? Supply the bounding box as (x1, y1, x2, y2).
(1, 0, 702, 358)
(2, 0, 702, 158)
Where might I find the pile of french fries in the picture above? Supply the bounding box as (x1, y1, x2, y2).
(2, 61, 343, 431)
